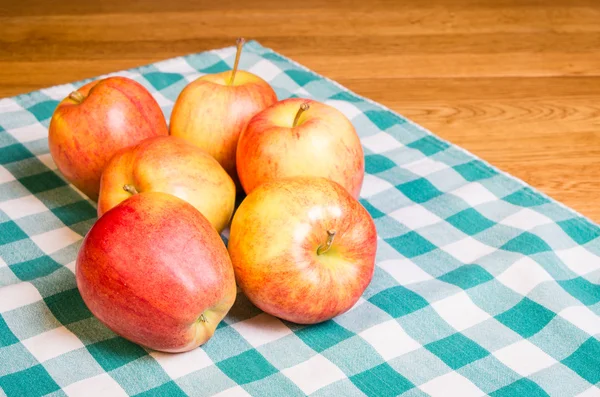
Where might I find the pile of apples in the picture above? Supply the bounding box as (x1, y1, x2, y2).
(48, 39, 377, 353)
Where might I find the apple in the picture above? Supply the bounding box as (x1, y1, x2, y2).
(236, 98, 365, 199)
(98, 136, 235, 232)
(48, 76, 168, 201)
(169, 38, 277, 186)
(227, 176, 377, 324)
(76, 191, 237, 353)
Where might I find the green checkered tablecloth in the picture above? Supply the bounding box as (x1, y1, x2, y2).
(1, 41, 599, 397)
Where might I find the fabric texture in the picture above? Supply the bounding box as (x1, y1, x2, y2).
(0, 41, 599, 397)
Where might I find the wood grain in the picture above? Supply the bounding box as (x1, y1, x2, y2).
(1, 0, 599, 221)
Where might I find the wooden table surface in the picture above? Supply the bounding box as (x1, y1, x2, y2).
(2, 0, 599, 222)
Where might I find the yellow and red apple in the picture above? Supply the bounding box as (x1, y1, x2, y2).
(76, 192, 237, 353)
(48, 76, 168, 201)
(170, 38, 277, 186)
(228, 177, 377, 324)
(236, 98, 365, 199)
(98, 136, 235, 232)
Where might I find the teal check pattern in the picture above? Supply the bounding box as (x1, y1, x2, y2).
(1, 41, 599, 397)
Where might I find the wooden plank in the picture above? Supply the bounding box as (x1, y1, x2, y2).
(4, 33, 600, 61)
(2, 6, 600, 44)
(340, 77, 600, 101)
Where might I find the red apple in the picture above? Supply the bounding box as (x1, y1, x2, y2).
(227, 177, 377, 324)
(49, 76, 168, 201)
(76, 192, 236, 352)
(169, 38, 277, 186)
(98, 136, 235, 232)
(236, 98, 365, 198)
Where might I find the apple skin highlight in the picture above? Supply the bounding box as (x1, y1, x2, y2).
(228, 177, 377, 325)
(98, 135, 236, 232)
(170, 39, 277, 187)
(237, 98, 365, 199)
(49, 76, 168, 201)
(76, 192, 237, 353)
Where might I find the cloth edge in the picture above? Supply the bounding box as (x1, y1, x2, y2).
(1, 39, 597, 231)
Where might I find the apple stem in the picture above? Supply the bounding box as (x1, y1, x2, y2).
(198, 314, 208, 323)
(228, 37, 246, 86)
(68, 91, 85, 104)
(293, 103, 310, 127)
(123, 184, 139, 195)
(317, 230, 336, 255)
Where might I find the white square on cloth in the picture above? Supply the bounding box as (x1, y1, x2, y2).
(499, 208, 553, 231)
(575, 387, 600, 397)
(7, 123, 48, 144)
(37, 153, 58, 171)
(231, 313, 293, 348)
(31, 227, 82, 255)
(359, 319, 421, 361)
(63, 373, 128, 397)
(0, 194, 47, 219)
(378, 258, 433, 286)
(0, 282, 43, 313)
(441, 237, 496, 264)
(390, 204, 443, 230)
(403, 157, 449, 177)
(282, 354, 346, 395)
(493, 339, 557, 377)
(325, 100, 363, 121)
(419, 371, 486, 397)
(360, 131, 403, 153)
(0, 166, 16, 184)
(555, 246, 600, 276)
(450, 183, 498, 207)
(248, 60, 283, 82)
(431, 291, 491, 332)
(22, 326, 85, 362)
(360, 174, 395, 198)
(212, 386, 252, 397)
(559, 306, 600, 337)
(151, 347, 213, 380)
(496, 256, 553, 296)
